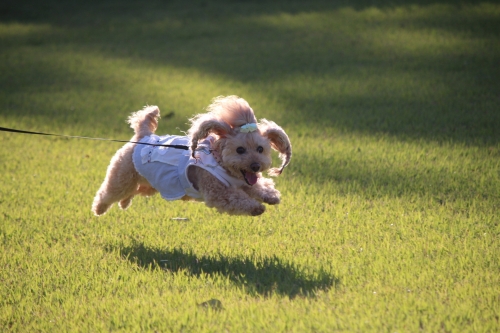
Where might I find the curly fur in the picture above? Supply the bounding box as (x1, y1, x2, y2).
(92, 96, 292, 216)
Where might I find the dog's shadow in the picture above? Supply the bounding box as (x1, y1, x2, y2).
(110, 242, 338, 298)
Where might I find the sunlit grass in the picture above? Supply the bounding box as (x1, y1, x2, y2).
(1, 0, 499, 331)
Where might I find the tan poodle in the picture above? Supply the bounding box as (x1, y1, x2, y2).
(92, 96, 292, 216)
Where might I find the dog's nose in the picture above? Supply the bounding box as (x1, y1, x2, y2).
(250, 163, 260, 172)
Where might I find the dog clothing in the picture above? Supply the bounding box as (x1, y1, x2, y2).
(132, 134, 245, 201)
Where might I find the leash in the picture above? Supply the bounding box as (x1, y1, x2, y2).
(0, 126, 190, 150)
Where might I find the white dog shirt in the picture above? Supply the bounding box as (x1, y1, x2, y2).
(132, 134, 245, 201)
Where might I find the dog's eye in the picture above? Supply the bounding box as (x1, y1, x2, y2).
(236, 147, 246, 154)
(257, 146, 263, 153)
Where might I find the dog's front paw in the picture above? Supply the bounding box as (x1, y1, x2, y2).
(250, 204, 266, 216)
(260, 188, 280, 205)
(263, 195, 280, 205)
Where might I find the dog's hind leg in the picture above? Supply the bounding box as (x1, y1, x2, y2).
(92, 144, 140, 215)
(137, 184, 158, 196)
(118, 195, 134, 210)
(93, 176, 139, 215)
(118, 184, 156, 210)
(92, 177, 139, 215)
(93, 106, 161, 216)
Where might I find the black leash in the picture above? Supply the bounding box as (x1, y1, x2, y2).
(0, 126, 190, 150)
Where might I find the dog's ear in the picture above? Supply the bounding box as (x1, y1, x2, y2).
(188, 118, 232, 156)
(260, 119, 292, 176)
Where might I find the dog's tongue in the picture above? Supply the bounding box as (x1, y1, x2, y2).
(245, 172, 258, 185)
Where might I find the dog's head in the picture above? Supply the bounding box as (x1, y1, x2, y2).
(188, 96, 292, 185)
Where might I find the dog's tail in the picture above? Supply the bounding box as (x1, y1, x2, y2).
(128, 106, 160, 139)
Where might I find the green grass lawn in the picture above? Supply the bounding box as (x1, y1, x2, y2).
(1, 0, 499, 331)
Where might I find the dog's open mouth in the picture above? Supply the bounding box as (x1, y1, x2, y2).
(241, 170, 259, 186)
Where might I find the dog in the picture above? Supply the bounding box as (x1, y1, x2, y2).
(91, 96, 292, 216)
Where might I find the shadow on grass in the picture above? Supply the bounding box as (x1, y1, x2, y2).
(109, 242, 338, 299)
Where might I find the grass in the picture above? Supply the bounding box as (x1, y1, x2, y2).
(1, 0, 499, 331)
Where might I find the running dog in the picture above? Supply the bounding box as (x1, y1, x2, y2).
(92, 96, 291, 216)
